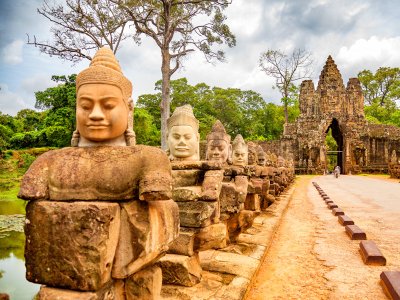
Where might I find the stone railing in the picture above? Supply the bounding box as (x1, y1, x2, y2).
(388, 163, 400, 179)
(20, 148, 294, 299)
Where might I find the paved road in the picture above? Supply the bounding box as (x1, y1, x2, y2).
(246, 175, 400, 300)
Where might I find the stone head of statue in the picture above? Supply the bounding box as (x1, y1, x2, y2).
(256, 145, 266, 166)
(277, 156, 285, 168)
(391, 150, 397, 164)
(231, 134, 248, 166)
(247, 142, 258, 166)
(270, 153, 278, 167)
(73, 47, 135, 147)
(206, 120, 231, 163)
(264, 151, 272, 166)
(167, 104, 200, 161)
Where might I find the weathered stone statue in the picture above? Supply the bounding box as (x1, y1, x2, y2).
(167, 104, 200, 161)
(391, 150, 397, 164)
(18, 47, 179, 299)
(257, 145, 266, 166)
(232, 134, 248, 166)
(206, 120, 232, 163)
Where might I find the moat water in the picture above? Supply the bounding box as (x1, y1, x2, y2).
(0, 199, 40, 299)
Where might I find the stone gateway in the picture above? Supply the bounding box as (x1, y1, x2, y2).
(262, 56, 400, 174)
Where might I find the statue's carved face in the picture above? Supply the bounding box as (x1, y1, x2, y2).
(77, 83, 128, 142)
(248, 149, 257, 165)
(257, 154, 266, 166)
(206, 140, 230, 162)
(232, 145, 248, 166)
(167, 125, 198, 159)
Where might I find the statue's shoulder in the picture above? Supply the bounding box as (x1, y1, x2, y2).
(128, 145, 168, 158)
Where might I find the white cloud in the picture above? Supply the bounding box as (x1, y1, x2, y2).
(0, 83, 29, 115)
(2, 40, 24, 65)
(336, 36, 400, 76)
(21, 73, 58, 96)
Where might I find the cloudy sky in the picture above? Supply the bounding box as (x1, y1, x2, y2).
(1, 0, 400, 116)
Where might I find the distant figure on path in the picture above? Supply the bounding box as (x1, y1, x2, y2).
(334, 165, 341, 178)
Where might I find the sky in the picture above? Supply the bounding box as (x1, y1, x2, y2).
(1, 0, 400, 116)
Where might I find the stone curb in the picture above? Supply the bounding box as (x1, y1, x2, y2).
(161, 181, 297, 300)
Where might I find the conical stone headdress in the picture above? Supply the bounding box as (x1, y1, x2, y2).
(206, 120, 231, 144)
(167, 105, 199, 132)
(232, 134, 247, 150)
(76, 47, 132, 103)
(72, 47, 135, 146)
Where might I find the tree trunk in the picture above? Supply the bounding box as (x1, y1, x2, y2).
(160, 51, 171, 150)
(283, 90, 289, 124)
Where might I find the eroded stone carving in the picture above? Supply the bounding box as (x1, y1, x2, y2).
(206, 120, 232, 163)
(19, 47, 179, 299)
(167, 104, 200, 161)
(232, 134, 248, 166)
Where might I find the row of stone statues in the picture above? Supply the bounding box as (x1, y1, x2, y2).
(18, 47, 294, 299)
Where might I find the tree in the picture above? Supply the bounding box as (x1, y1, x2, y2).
(28, 0, 236, 149)
(358, 67, 400, 107)
(27, 0, 129, 62)
(259, 48, 312, 123)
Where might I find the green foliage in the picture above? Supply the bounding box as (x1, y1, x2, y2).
(325, 129, 338, 170)
(138, 77, 299, 141)
(358, 67, 400, 128)
(0, 75, 77, 150)
(35, 75, 77, 111)
(358, 67, 400, 106)
(19, 153, 36, 170)
(134, 108, 160, 146)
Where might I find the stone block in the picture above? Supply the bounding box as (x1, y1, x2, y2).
(322, 196, 330, 200)
(157, 254, 202, 287)
(227, 210, 255, 242)
(220, 182, 239, 214)
(177, 201, 218, 228)
(194, 223, 228, 251)
(171, 161, 222, 170)
(201, 170, 224, 201)
(125, 265, 162, 300)
(325, 199, 334, 204)
(338, 215, 354, 226)
(213, 276, 249, 300)
(235, 176, 249, 204)
(199, 250, 258, 279)
(345, 224, 367, 240)
(172, 170, 203, 187)
(113, 199, 179, 279)
(248, 178, 263, 194)
(25, 201, 120, 291)
(244, 193, 261, 211)
(332, 208, 344, 216)
(359, 240, 386, 266)
(168, 231, 195, 256)
(0, 294, 9, 300)
(380, 271, 400, 300)
(328, 203, 338, 209)
(173, 186, 202, 202)
(37, 283, 116, 300)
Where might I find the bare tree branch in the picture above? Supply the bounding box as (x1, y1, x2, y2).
(259, 48, 313, 123)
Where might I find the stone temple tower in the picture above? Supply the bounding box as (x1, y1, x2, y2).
(272, 56, 400, 174)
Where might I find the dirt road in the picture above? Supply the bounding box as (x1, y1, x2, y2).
(245, 175, 400, 300)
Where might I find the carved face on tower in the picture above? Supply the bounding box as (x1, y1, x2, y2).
(75, 47, 133, 147)
(206, 120, 231, 163)
(232, 134, 248, 166)
(167, 105, 200, 161)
